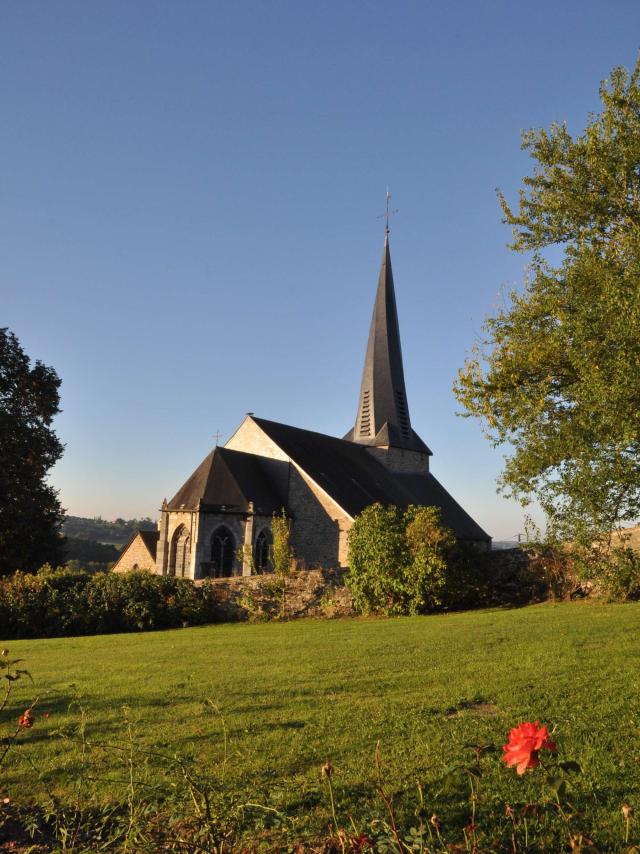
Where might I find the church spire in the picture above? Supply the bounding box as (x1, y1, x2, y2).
(351, 231, 431, 454)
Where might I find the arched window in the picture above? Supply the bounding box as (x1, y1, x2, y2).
(209, 526, 236, 578)
(254, 528, 273, 573)
(169, 525, 191, 578)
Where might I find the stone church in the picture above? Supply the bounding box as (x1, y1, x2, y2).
(113, 232, 490, 577)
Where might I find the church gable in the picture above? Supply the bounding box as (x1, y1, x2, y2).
(225, 415, 290, 461)
(112, 530, 159, 573)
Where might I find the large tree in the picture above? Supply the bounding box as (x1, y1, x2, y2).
(0, 328, 65, 573)
(455, 60, 640, 543)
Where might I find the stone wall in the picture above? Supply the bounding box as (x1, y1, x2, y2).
(288, 465, 352, 567)
(365, 445, 429, 474)
(482, 547, 549, 604)
(191, 547, 564, 623)
(200, 567, 354, 621)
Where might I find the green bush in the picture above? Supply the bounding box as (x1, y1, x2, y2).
(598, 546, 640, 601)
(0, 567, 221, 639)
(346, 504, 455, 615)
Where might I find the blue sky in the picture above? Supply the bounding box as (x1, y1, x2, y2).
(3, 2, 639, 539)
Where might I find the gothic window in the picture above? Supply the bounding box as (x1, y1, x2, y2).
(210, 526, 235, 578)
(169, 525, 191, 578)
(254, 528, 273, 573)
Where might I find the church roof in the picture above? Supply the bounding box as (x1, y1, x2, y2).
(167, 446, 284, 514)
(138, 530, 160, 559)
(351, 234, 431, 454)
(251, 417, 490, 542)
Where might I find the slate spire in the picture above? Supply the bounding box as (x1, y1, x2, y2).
(351, 233, 431, 454)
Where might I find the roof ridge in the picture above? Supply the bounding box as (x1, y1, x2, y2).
(251, 415, 365, 446)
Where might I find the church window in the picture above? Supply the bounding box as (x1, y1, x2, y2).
(209, 526, 235, 577)
(169, 525, 191, 578)
(254, 528, 273, 572)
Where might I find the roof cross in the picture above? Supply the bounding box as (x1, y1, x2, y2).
(213, 430, 223, 446)
(378, 189, 398, 235)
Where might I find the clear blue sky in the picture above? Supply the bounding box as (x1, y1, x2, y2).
(3, 2, 639, 539)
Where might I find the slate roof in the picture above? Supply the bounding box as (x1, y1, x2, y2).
(351, 234, 430, 454)
(251, 417, 490, 542)
(113, 529, 159, 570)
(138, 530, 159, 560)
(167, 446, 284, 515)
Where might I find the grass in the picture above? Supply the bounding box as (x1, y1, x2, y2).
(2, 601, 640, 850)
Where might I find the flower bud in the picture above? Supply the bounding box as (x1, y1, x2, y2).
(622, 804, 634, 820)
(321, 761, 333, 778)
(17, 709, 34, 729)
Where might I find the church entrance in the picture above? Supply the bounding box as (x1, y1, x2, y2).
(201, 526, 236, 578)
(169, 525, 191, 578)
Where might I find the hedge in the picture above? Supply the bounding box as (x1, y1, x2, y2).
(0, 567, 221, 639)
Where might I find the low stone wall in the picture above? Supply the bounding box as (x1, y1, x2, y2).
(483, 547, 547, 604)
(197, 548, 556, 623)
(201, 567, 354, 621)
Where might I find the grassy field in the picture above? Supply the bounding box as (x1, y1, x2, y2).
(2, 602, 640, 850)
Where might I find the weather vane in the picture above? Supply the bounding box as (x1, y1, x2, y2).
(378, 189, 398, 235)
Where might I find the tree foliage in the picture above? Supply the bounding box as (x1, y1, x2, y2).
(0, 329, 65, 574)
(271, 509, 293, 617)
(346, 503, 454, 615)
(455, 61, 640, 543)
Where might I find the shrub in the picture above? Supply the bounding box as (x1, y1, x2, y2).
(271, 510, 293, 618)
(346, 504, 455, 615)
(598, 546, 640, 601)
(0, 568, 221, 639)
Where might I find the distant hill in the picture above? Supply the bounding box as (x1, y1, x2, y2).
(62, 515, 156, 546)
(65, 537, 121, 563)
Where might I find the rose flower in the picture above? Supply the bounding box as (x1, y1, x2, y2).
(502, 721, 556, 774)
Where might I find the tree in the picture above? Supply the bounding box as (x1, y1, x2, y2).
(346, 503, 454, 615)
(454, 60, 640, 545)
(271, 509, 293, 617)
(0, 328, 65, 574)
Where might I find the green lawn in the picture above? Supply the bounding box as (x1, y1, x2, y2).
(2, 602, 640, 850)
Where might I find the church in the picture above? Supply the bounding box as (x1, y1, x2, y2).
(113, 230, 490, 577)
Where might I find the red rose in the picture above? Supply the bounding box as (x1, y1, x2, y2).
(502, 721, 556, 775)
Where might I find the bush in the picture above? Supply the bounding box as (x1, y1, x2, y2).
(596, 546, 640, 601)
(0, 567, 221, 639)
(346, 504, 455, 615)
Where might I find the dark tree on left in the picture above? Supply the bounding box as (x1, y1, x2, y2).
(0, 328, 65, 574)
